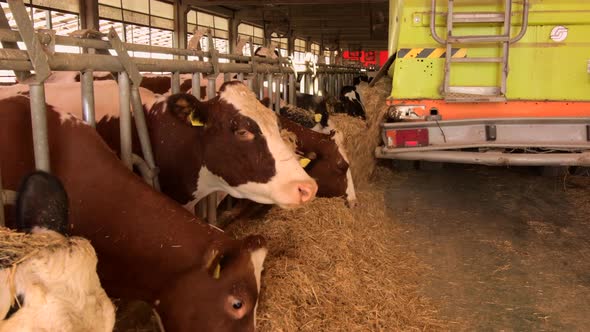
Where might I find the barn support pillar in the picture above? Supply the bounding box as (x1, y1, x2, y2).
(79, 0, 99, 31)
(228, 18, 240, 55)
(173, 1, 188, 51)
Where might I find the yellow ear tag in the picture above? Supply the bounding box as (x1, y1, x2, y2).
(314, 113, 322, 123)
(213, 263, 221, 279)
(299, 158, 311, 168)
(191, 117, 204, 127)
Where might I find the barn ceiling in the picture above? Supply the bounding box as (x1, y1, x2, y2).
(184, 0, 389, 51)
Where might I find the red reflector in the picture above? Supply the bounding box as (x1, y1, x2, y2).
(386, 129, 429, 148)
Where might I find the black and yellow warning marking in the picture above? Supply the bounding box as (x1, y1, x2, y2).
(397, 48, 467, 59)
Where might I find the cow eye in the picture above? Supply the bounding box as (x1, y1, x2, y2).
(235, 129, 254, 141)
(232, 299, 243, 309)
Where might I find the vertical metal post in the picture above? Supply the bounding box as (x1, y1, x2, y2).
(257, 74, 264, 100)
(171, 71, 180, 94)
(191, 72, 201, 99)
(266, 73, 274, 106)
(289, 73, 296, 105)
(81, 70, 96, 127)
(207, 76, 217, 100)
(318, 74, 324, 96)
(501, 0, 511, 95)
(237, 72, 244, 82)
(118, 72, 133, 170)
(207, 194, 217, 225)
(0, 167, 5, 227)
(130, 86, 160, 190)
(29, 84, 50, 172)
(206, 76, 218, 224)
(247, 76, 254, 91)
(197, 200, 206, 219)
(274, 76, 281, 113)
(282, 76, 288, 101)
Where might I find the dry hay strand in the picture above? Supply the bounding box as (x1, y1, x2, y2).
(0, 226, 65, 270)
(280, 105, 316, 129)
(228, 187, 447, 331)
(329, 79, 391, 187)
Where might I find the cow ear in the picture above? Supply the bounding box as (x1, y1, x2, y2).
(202, 246, 224, 279)
(15, 171, 69, 235)
(167, 93, 208, 127)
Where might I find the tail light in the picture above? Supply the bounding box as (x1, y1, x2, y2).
(386, 128, 429, 148)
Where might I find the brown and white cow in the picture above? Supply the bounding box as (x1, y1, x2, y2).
(0, 95, 267, 331)
(279, 116, 356, 202)
(0, 80, 318, 212)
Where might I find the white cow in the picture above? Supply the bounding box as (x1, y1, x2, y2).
(0, 172, 115, 332)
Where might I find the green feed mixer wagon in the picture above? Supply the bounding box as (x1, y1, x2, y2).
(376, 0, 590, 168)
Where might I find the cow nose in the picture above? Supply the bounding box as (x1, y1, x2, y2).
(297, 181, 317, 203)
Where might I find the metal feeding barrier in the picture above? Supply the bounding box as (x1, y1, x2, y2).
(0, 0, 363, 225)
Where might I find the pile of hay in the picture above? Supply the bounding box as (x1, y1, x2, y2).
(0, 226, 65, 270)
(228, 183, 446, 331)
(329, 79, 391, 187)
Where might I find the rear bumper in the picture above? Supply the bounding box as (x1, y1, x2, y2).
(375, 147, 590, 166)
(376, 117, 590, 166)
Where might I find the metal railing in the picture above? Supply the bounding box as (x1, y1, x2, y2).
(0, 0, 363, 225)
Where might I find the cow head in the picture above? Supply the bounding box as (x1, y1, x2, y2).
(1, 171, 115, 331)
(167, 81, 317, 208)
(279, 117, 351, 200)
(335, 86, 366, 120)
(155, 235, 267, 332)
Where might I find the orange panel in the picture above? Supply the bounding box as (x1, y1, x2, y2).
(392, 100, 590, 120)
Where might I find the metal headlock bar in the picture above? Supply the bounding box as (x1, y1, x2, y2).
(0, 0, 363, 225)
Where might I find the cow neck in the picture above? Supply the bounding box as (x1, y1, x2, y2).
(145, 100, 205, 206)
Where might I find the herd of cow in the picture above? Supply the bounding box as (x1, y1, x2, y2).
(0, 70, 368, 331)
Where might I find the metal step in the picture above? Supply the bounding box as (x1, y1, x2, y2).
(444, 86, 506, 103)
(447, 34, 510, 44)
(452, 12, 506, 23)
(450, 57, 503, 63)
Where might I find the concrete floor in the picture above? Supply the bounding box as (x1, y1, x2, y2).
(384, 164, 590, 331)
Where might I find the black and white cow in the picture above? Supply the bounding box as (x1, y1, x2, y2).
(334, 85, 366, 120)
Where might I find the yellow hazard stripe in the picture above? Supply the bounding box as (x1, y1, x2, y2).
(397, 48, 467, 59)
(427, 48, 446, 58)
(405, 48, 424, 58)
(451, 48, 467, 58)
